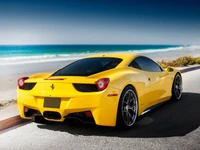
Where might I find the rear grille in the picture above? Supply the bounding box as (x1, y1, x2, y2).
(73, 84, 99, 92)
(43, 111, 61, 120)
(20, 83, 36, 90)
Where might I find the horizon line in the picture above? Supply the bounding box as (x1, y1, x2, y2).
(0, 44, 185, 46)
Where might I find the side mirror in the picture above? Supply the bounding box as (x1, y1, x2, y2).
(166, 67, 174, 72)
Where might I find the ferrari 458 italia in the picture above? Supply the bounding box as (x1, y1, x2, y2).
(17, 53, 182, 128)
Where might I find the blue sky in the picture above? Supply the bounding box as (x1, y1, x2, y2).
(0, 0, 199, 45)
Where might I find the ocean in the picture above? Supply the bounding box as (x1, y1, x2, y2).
(0, 44, 198, 65)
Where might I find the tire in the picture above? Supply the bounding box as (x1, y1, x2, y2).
(116, 86, 138, 129)
(171, 73, 183, 101)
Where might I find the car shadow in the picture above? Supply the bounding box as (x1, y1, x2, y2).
(37, 92, 200, 138)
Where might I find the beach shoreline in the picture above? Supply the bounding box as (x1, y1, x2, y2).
(0, 45, 200, 66)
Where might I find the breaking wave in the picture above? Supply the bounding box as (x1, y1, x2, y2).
(0, 45, 199, 65)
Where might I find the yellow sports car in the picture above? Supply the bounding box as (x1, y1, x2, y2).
(17, 53, 182, 128)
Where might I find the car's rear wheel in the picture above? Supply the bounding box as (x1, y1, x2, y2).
(117, 86, 138, 129)
(171, 73, 182, 101)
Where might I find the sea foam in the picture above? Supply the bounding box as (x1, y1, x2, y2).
(0, 45, 199, 66)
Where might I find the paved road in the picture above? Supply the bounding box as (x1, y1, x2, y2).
(1, 70, 200, 150)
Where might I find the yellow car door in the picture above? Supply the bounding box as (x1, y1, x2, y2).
(148, 71, 171, 106)
(130, 56, 171, 108)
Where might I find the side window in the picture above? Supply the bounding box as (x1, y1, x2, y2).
(133, 56, 162, 72)
(129, 60, 141, 70)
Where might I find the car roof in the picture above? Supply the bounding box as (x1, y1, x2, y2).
(85, 53, 140, 67)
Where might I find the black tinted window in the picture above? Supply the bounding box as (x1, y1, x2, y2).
(133, 56, 162, 72)
(129, 60, 141, 70)
(52, 57, 122, 76)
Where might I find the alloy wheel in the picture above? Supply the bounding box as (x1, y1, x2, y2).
(121, 89, 138, 127)
(174, 75, 182, 100)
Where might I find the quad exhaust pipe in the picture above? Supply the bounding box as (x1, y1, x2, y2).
(32, 111, 61, 124)
(43, 111, 61, 120)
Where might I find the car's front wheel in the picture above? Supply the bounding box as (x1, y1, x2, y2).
(117, 86, 138, 129)
(171, 73, 182, 101)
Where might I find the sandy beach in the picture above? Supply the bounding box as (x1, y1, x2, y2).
(0, 48, 200, 103)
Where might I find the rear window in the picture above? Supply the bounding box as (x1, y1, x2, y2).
(52, 57, 122, 76)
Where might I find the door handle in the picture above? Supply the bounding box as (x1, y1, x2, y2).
(148, 78, 151, 81)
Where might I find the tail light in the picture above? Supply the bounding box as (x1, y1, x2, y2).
(18, 77, 29, 89)
(96, 78, 110, 91)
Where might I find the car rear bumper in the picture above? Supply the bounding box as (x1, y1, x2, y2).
(17, 87, 120, 127)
